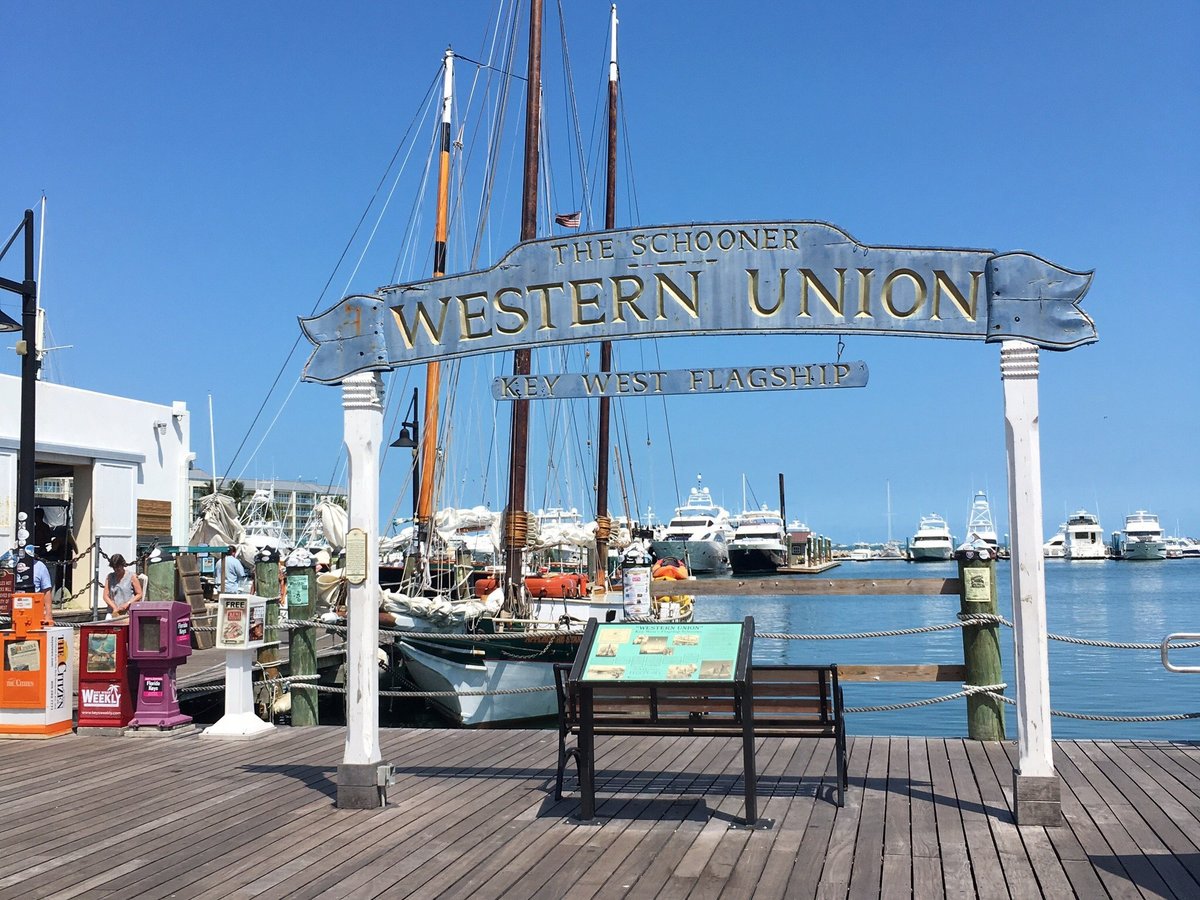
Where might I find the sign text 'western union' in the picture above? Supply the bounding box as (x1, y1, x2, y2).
(491, 360, 868, 400)
(299, 221, 1096, 383)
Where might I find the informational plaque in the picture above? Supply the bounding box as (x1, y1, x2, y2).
(344, 528, 368, 585)
(963, 566, 992, 603)
(286, 574, 310, 610)
(580, 622, 744, 682)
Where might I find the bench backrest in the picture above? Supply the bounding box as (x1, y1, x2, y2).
(555, 663, 842, 734)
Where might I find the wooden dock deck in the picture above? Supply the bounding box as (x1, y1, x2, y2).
(2, 727, 1197, 898)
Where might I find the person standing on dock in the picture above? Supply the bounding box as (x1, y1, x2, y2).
(223, 553, 247, 593)
(103, 553, 143, 617)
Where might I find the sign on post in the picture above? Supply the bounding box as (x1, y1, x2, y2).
(492, 360, 867, 400)
(300, 221, 1095, 383)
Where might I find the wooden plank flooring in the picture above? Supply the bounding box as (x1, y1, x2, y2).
(0, 728, 1197, 898)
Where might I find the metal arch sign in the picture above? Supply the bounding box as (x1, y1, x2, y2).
(298, 220, 1095, 384)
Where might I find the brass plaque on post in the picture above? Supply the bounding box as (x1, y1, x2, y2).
(344, 528, 368, 585)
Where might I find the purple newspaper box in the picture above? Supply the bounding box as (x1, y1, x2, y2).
(128, 601, 193, 729)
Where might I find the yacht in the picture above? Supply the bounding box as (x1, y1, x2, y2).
(650, 481, 734, 574)
(1063, 510, 1107, 560)
(849, 542, 875, 562)
(1162, 535, 1200, 559)
(1043, 525, 1066, 559)
(964, 491, 1000, 555)
(729, 505, 787, 573)
(1111, 510, 1166, 561)
(908, 514, 954, 562)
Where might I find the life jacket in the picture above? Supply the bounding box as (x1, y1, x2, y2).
(651, 558, 689, 580)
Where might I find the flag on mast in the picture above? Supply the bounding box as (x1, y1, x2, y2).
(554, 210, 581, 228)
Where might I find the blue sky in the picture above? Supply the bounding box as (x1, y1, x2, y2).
(2, 1, 1198, 542)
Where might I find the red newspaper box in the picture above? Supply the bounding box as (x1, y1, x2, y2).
(78, 623, 136, 728)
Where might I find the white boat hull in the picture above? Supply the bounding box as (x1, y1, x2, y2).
(650, 539, 728, 574)
(398, 640, 559, 726)
(1117, 539, 1166, 561)
(909, 546, 953, 562)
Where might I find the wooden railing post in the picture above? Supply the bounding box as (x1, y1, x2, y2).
(285, 564, 318, 726)
(956, 550, 1005, 740)
(145, 555, 177, 602)
(254, 555, 282, 668)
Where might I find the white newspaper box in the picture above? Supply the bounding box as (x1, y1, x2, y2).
(215, 594, 267, 650)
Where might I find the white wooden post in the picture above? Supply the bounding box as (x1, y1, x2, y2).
(1001, 341, 1061, 825)
(337, 372, 387, 808)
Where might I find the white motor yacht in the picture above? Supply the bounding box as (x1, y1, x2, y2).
(1043, 525, 1066, 559)
(849, 542, 875, 562)
(1112, 510, 1166, 561)
(729, 505, 787, 573)
(650, 480, 734, 573)
(908, 514, 954, 562)
(1063, 510, 1107, 560)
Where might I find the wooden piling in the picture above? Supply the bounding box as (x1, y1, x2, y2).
(957, 554, 1005, 740)
(145, 557, 176, 602)
(285, 565, 318, 725)
(255, 559, 282, 672)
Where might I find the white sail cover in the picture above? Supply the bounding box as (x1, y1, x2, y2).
(187, 493, 256, 563)
(315, 499, 347, 552)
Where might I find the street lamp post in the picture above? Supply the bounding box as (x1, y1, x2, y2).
(389, 388, 420, 555)
(0, 209, 39, 592)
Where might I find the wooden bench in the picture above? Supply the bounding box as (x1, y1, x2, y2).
(553, 662, 847, 824)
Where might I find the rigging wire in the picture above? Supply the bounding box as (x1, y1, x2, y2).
(218, 68, 442, 488)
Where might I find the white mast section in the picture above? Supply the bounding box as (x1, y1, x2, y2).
(208, 393, 218, 493)
(610, 4, 618, 83)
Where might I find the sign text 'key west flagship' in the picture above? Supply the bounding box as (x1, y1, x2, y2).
(299, 221, 1096, 383)
(492, 360, 868, 400)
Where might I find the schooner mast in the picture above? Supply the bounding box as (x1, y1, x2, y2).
(502, 0, 545, 612)
(593, 4, 619, 587)
(415, 47, 455, 562)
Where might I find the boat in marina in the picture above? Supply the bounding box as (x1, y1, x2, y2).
(1111, 510, 1167, 560)
(1043, 524, 1066, 559)
(649, 479, 734, 574)
(849, 542, 875, 562)
(965, 491, 1000, 554)
(728, 505, 787, 573)
(1063, 510, 1107, 560)
(386, 6, 694, 725)
(908, 514, 954, 562)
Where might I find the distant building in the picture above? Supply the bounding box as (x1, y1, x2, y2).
(187, 468, 346, 545)
(1, 375, 192, 609)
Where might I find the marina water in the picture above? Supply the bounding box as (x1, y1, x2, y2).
(697, 559, 1200, 740)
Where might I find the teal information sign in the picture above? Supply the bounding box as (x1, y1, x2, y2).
(581, 622, 743, 682)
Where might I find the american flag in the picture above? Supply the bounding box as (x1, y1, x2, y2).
(554, 210, 581, 228)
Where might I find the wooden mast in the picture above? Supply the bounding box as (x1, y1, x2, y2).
(416, 48, 455, 557)
(594, 4, 619, 587)
(503, 0, 544, 611)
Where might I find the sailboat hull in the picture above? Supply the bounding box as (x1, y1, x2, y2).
(398, 639, 568, 726)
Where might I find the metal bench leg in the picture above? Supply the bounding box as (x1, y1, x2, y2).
(836, 731, 847, 807)
(555, 745, 582, 801)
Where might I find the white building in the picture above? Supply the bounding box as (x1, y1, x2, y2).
(187, 469, 346, 546)
(0, 374, 192, 609)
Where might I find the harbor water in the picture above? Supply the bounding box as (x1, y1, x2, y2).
(697, 559, 1200, 740)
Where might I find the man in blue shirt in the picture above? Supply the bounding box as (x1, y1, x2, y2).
(32, 558, 53, 593)
(224, 554, 247, 592)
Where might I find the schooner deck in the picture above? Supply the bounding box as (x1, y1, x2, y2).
(2, 727, 1198, 898)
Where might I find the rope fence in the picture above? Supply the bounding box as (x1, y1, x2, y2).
(38, 608, 1200, 723)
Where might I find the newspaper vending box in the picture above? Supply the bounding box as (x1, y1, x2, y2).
(78, 623, 137, 728)
(128, 601, 193, 730)
(0, 593, 73, 738)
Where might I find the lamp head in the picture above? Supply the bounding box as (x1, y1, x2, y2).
(0, 308, 20, 333)
(390, 423, 417, 449)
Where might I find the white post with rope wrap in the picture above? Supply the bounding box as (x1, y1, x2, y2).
(1001, 341, 1060, 826)
(337, 372, 389, 808)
